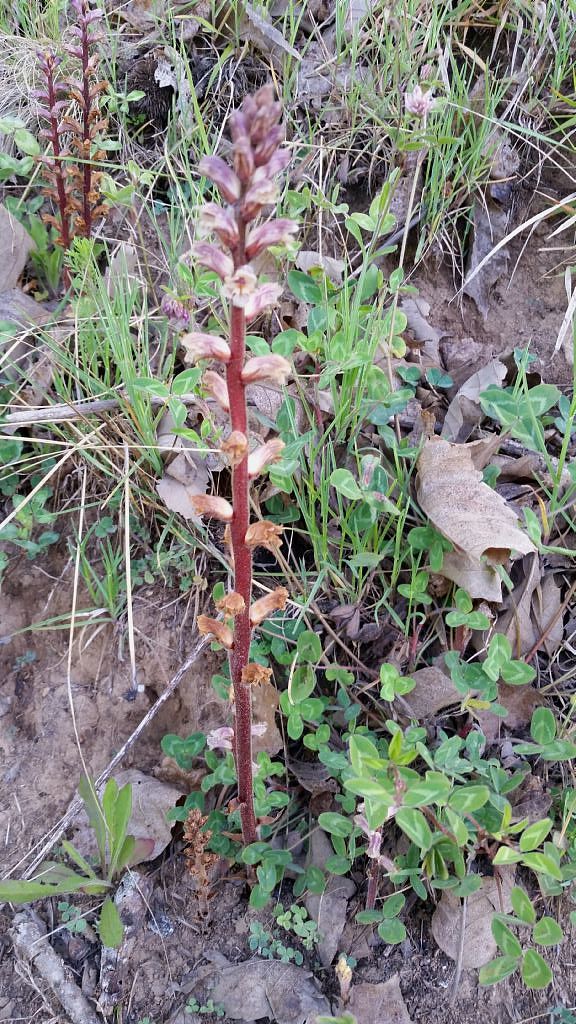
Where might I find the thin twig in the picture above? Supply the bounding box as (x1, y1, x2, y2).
(3, 391, 202, 427)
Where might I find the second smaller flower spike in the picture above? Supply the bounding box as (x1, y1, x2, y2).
(216, 591, 246, 617)
(242, 354, 291, 387)
(249, 587, 289, 626)
(189, 495, 234, 521)
(182, 332, 231, 365)
(197, 615, 234, 649)
(198, 155, 241, 204)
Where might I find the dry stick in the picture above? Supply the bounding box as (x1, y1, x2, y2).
(12, 912, 101, 1024)
(3, 391, 202, 427)
(5, 637, 208, 884)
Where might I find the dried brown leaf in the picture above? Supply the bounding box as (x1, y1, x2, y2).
(239, 2, 300, 69)
(208, 958, 329, 1023)
(475, 683, 543, 742)
(431, 866, 515, 967)
(0, 205, 32, 292)
(296, 250, 345, 286)
(346, 975, 413, 1024)
(155, 410, 209, 521)
(442, 358, 507, 443)
(403, 665, 459, 719)
(305, 830, 355, 968)
(251, 682, 283, 756)
(416, 437, 535, 564)
(115, 769, 184, 861)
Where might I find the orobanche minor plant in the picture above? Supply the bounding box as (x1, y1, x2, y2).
(182, 85, 298, 844)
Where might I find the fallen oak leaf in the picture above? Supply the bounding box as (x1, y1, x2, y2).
(346, 975, 413, 1024)
(431, 866, 515, 967)
(416, 437, 535, 566)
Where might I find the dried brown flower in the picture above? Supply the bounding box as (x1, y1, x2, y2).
(197, 615, 234, 648)
(222, 430, 249, 467)
(250, 587, 289, 626)
(244, 520, 284, 552)
(215, 591, 246, 617)
(241, 663, 273, 686)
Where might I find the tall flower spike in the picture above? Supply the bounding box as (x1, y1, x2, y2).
(190, 85, 296, 847)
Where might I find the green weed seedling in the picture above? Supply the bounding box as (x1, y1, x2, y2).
(57, 900, 88, 934)
(248, 920, 304, 965)
(185, 997, 225, 1017)
(0, 775, 136, 947)
(274, 904, 319, 951)
(479, 887, 564, 989)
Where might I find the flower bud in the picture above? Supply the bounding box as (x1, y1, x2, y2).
(190, 242, 234, 280)
(250, 587, 289, 626)
(197, 615, 234, 649)
(233, 137, 255, 184)
(251, 102, 282, 145)
(254, 124, 284, 167)
(246, 219, 298, 259)
(223, 266, 258, 308)
(189, 494, 234, 521)
(181, 331, 231, 364)
(248, 438, 285, 477)
(228, 109, 250, 143)
(241, 663, 273, 685)
(242, 354, 291, 386)
(203, 370, 229, 411)
(222, 430, 249, 467)
(198, 203, 239, 249)
(244, 520, 284, 553)
(244, 283, 283, 323)
(198, 155, 241, 203)
(215, 591, 246, 617)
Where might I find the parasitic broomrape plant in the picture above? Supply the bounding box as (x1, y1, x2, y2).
(182, 86, 298, 845)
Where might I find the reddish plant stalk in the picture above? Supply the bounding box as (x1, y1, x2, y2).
(78, 3, 93, 239)
(39, 53, 72, 252)
(227, 270, 257, 843)
(181, 86, 298, 845)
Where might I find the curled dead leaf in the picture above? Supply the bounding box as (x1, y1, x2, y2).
(416, 438, 535, 596)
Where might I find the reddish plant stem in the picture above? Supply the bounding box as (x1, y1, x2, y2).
(366, 862, 380, 911)
(226, 223, 257, 845)
(45, 65, 71, 252)
(79, 10, 93, 238)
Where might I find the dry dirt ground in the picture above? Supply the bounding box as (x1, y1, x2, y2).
(1, 170, 576, 1024)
